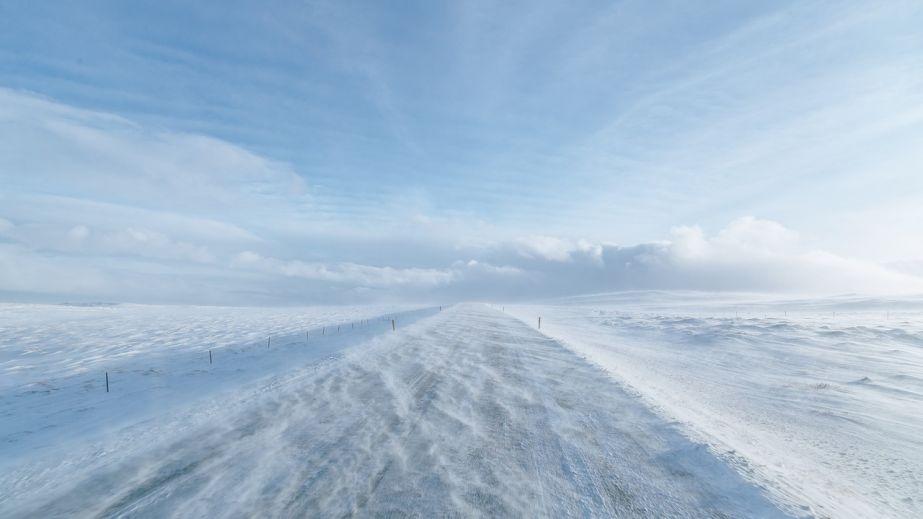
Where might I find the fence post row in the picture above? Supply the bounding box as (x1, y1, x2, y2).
(100, 311, 414, 392)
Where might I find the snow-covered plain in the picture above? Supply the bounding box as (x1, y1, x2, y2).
(0, 302, 416, 388)
(507, 292, 923, 518)
(0, 302, 426, 463)
(0, 302, 789, 517)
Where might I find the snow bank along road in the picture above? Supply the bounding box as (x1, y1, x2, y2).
(1, 304, 787, 517)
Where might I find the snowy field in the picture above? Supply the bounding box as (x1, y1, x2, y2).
(1, 295, 919, 517)
(1, 303, 785, 517)
(0, 302, 417, 388)
(0, 303, 426, 467)
(507, 292, 923, 518)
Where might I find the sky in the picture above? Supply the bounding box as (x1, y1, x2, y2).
(1, 0, 923, 304)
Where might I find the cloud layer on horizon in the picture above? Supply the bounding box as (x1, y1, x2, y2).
(2, 88, 922, 305)
(2, 210, 921, 305)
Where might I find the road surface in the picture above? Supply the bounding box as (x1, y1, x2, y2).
(6, 304, 787, 517)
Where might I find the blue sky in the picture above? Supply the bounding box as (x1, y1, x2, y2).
(2, 1, 923, 303)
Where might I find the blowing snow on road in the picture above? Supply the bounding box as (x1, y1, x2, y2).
(1, 304, 787, 517)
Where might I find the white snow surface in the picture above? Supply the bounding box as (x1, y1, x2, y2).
(0, 302, 415, 388)
(0, 302, 423, 462)
(507, 291, 923, 518)
(0, 302, 788, 517)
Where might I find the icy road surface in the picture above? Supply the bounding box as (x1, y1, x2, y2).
(1, 304, 785, 517)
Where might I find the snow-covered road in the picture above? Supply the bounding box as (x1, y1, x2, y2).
(2, 304, 786, 517)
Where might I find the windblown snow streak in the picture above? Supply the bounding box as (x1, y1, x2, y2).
(0, 304, 785, 517)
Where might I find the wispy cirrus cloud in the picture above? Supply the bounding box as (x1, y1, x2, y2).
(0, 88, 308, 215)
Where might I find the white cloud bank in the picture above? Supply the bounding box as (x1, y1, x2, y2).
(2, 213, 921, 304)
(595, 217, 923, 296)
(1, 88, 921, 304)
(231, 251, 456, 288)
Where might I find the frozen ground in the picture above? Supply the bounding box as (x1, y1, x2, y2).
(0, 302, 427, 463)
(0, 302, 417, 388)
(0, 303, 787, 517)
(507, 292, 923, 518)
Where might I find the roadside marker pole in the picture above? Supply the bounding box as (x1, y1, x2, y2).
(538, 316, 541, 329)
(392, 319, 395, 331)
(267, 336, 271, 348)
(209, 350, 213, 364)
(105, 372, 109, 393)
